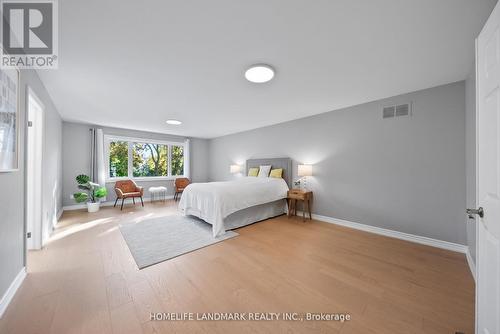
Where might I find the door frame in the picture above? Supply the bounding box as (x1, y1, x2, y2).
(474, 37, 479, 334)
(25, 86, 45, 251)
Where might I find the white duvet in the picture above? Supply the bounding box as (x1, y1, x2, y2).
(178, 177, 289, 237)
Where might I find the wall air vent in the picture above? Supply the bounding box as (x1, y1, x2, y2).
(396, 104, 410, 116)
(383, 103, 411, 119)
(383, 106, 395, 118)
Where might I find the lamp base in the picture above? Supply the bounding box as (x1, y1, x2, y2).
(301, 177, 307, 191)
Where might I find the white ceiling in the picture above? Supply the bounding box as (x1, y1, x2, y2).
(38, 0, 496, 138)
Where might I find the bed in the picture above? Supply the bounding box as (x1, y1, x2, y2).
(178, 158, 292, 237)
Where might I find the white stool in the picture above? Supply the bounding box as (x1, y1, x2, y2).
(149, 186, 167, 203)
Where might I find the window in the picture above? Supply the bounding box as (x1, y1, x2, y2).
(171, 145, 184, 176)
(109, 141, 128, 177)
(106, 136, 186, 180)
(132, 143, 168, 177)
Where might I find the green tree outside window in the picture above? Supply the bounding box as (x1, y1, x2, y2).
(171, 145, 184, 176)
(108, 139, 184, 178)
(109, 141, 128, 177)
(133, 143, 168, 177)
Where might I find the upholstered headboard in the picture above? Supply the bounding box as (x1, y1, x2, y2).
(246, 158, 293, 188)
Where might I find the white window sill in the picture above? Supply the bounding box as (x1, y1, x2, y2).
(106, 176, 185, 183)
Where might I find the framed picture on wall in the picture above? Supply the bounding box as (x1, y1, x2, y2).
(0, 67, 20, 172)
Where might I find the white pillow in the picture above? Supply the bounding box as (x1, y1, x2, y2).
(258, 165, 272, 177)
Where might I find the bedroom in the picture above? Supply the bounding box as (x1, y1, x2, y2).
(0, 0, 499, 333)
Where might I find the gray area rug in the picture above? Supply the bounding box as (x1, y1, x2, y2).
(120, 215, 238, 269)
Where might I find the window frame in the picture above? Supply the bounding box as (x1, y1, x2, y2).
(104, 135, 186, 182)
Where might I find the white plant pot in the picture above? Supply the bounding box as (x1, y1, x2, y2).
(87, 202, 100, 213)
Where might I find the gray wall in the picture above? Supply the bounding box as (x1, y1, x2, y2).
(62, 122, 90, 206)
(465, 71, 476, 262)
(40, 83, 63, 242)
(209, 81, 467, 245)
(0, 70, 62, 301)
(190, 137, 209, 183)
(62, 122, 209, 207)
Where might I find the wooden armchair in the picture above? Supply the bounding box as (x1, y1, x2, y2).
(174, 178, 190, 201)
(114, 180, 144, 210)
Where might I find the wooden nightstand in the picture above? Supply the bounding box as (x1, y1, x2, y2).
(287, 189, 313, 222)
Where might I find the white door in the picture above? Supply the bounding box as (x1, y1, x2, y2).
(26, 88, 44, 250)
(477, 2, 500, 332)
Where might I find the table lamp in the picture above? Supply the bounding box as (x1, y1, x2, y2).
(230, 165, 241, 174)
(298, 164, 313, 190)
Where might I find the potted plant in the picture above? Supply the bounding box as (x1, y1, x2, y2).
(73, 174, 108, 212)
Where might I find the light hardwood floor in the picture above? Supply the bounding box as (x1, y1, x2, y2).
(0, 201, 474, 334)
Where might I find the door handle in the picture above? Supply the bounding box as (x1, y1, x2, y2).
(466, 207, 484, 218)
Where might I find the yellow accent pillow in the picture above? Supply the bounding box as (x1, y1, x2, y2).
(248, 167, 259, 177)
(269, 168, 283, 178)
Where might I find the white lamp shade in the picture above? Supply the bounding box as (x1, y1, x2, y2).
(298, 164, 312, 177)
(230, 165, 241, 173)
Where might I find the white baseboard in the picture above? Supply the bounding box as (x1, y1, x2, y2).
(300, 212, 469, 254)
(0, 267, 26, 318)
(56, 207, 63, 220)
(466, 248, 476, 282)
(63, 195, 175, 211)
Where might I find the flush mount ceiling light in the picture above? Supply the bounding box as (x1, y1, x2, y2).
(166, 119, 182, 125)
(245, 64, 275, 83)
